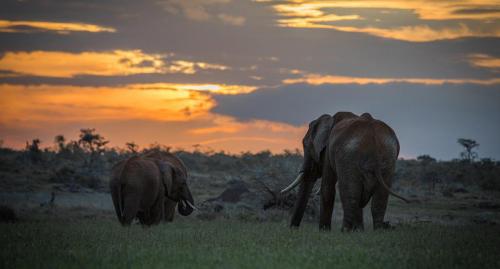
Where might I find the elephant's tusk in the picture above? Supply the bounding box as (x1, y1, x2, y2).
(280, 172, 304, 194)
(315, 187, 321, 196)
(185, 200, 199, 211)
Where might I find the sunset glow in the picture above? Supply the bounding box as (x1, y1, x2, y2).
(0, 84, 215, 124)
(1, 0, 499, 158)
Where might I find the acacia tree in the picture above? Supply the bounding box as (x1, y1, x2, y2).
(54, 135, 66, 153)
(457, 138, 479, 163)
(25, 139, 42, 163)
(417, 155, 438, 191)
(125, 142, 139, 153)
(78, 128, 108, 165)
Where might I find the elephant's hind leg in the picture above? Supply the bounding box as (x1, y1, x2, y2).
(337, 165, 364, 232)
(121, 192, 141, 226)
(111, 186, 123, 223)
(371, 169, 393, 230)
(319, 155, 337, 230)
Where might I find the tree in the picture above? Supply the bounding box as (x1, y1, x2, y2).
(78, 128, 109, 165)
(417, 155, 438, 191)
(25, 139, 41, 152)
(54, 135, 66, 153)
(25, 139, 42, 163)
(417, 154, 436, 165)
(78, 129, 108, 153)
(125, 142, 139, 153)
(457, 138, 479, 163)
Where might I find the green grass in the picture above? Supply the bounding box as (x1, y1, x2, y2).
(1, 218, 499, 269)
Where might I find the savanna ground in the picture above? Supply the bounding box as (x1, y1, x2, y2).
(1, 135, 500, 268)
(1, 218, 500, 269)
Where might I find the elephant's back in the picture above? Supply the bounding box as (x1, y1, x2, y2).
(119, 157, 161, 196)
(373, 120, 399, 158)
(143, 151, 188, 176)
(331, 117, 398, 162)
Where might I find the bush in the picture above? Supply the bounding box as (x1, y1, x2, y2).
(0, 205, 17, 222)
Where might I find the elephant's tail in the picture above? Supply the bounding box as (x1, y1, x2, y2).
(117, 183, 124, 219)
(367, 121, 409, 204)
(374, 169, 410, 203)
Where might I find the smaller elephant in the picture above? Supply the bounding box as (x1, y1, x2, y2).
(110, 152, 195, 226)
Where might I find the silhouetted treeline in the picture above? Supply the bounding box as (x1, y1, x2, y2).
(0, 135, 499, 192)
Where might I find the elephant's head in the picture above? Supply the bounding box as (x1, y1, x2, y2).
(282, 112, 356, 193)
(161, 164, 195, 216)
(304, 112, 357, 166)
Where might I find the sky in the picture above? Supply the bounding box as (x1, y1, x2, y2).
(0, 0, 499, 160)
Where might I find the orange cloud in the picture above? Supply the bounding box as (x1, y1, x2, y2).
(306, 24, 500, 42)
(341, 24, 497, 42)
(277, 14, 362, 28)
(0, 20, 116, 33)
(0, 83, 304, 153)
(0, 50, 230, 78)
(0, 82, 257, 127)
(468, 54, 500, 70)
(0, 84, 214, 126)
(217, 14, 246, 26)
(168, 60, 229, 74)
(130, 83, 256, 94)
(270, 1, 500, 41)
(283, 72, 500, 85)
(272, 1, 500, 21)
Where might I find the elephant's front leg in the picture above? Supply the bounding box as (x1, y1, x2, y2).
(338, 170, 364, 232)
(319, 160, 337, 230)
(140, 195, 165, 226)
(164, 198, 176, 222)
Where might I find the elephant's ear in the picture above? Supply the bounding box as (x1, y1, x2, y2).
(307, 112, 358, 162)
(155, 160, 173, 197)
(307, 114, 335, 163)
(172, 165, 187, 184)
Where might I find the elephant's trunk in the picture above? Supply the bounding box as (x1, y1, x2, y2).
(290, 179, 314, 227)
(178, 188, 195, 216)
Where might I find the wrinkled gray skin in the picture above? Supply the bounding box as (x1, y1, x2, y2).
(110, 152, 194, 226)
(289, 112, 407, 231)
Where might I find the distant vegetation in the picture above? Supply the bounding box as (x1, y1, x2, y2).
(1, 131, 500, 269)
(0, 130, 499, 194)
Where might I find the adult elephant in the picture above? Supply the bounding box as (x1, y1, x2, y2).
(281, 112, 409, 231)
(110, 151, 195, 226)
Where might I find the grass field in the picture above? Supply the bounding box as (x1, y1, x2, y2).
(1, 218, 499, 269)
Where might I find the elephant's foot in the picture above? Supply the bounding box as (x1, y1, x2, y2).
(319, 223, 331, 231)
(373, 221, 395, 230)
(341, 223, 364, 232)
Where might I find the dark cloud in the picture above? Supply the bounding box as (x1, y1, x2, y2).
(453, 8, 500, 15)
(1, 0, 499, 83)
(212, 83, 500, 159)
(1, 0, 499, 158)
